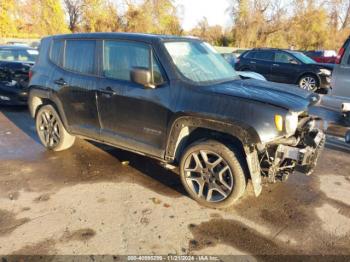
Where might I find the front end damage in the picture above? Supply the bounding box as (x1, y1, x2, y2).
(247, 115, 325, 196)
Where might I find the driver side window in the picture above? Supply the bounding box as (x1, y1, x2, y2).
(275, 52, 298, 64)
(103, 40, 164, 85)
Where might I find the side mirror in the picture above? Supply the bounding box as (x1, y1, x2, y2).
(131, 67, 155, 89)
(289, 59, 298, 65)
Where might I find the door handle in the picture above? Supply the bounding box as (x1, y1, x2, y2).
(100, 86, 117, 96)
(272, 64, 280, 67)
(250, 61, 256, 64)
(54, 78, 67, 86)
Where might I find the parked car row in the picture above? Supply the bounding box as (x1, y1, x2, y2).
(0, 43, 343, 107)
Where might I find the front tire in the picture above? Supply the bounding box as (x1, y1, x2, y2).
(179, 140, 247, 208)
(35, 104, 75, 151)
(298, 74, 319, 92)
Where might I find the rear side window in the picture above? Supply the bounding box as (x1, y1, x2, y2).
(50, 40, 64, 66)
(244, 51, 255, 59)
(64, 40, 96, 75)
(103, 40, 164, 85)
(254, 51, 274, 61)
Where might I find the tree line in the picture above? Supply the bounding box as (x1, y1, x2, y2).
(0, 0, 182, 38)
(1, 0, 349, 50)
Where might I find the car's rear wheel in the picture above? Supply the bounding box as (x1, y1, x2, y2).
(179, 140, 247, 208)
(298, 75, 319, 92)
(35, 104, 75, 151)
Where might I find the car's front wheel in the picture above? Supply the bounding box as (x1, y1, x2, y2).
(298, 74, 319, 92)
(179, 140, 247, 208)
(35, 104, 75, 151)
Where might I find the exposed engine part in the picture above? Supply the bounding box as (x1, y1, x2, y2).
(267, 136, 300, 147)
(259, 116, 325, 183)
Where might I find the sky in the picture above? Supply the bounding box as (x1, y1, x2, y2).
(175, 0, 233, 31)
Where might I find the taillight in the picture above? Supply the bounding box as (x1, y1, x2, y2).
(28, 70, 33, 81)
(336, 47, 345, 64)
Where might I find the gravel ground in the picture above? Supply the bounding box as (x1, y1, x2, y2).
(0, 106, 349, 257)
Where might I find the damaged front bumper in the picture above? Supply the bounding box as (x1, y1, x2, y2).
(271, 129, 325, 178)
(246, 117, 325, 196)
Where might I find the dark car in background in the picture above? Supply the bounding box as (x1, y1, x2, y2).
(304, 50, 337, 64)
(0, 45, 38, 105)
(28, 33, 325, 208)
(235, 48, 333, 93)
(221, 53, 267, 81)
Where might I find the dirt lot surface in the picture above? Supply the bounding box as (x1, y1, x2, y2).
(0, 106, 350, 256)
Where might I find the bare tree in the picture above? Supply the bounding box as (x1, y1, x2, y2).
(64, 0, 84, 32)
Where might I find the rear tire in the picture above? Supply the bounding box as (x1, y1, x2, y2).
(179, 140, 247, 209)
(35, 105, 75, 151)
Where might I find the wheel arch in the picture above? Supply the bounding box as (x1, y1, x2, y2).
(296, 72, 321, 86)
(28, 88, 70, 131)
(165, 116, 261, 163)
(166, 116, 263, 197)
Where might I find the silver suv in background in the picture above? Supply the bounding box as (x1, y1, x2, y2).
(322, 37, 350, 142)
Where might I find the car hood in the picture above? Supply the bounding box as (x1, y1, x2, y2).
(208, 79, 319, 111)
(310, 63, 334, 70)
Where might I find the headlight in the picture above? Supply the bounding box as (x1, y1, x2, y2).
(319, 69, 331, 76)
(274, 115, 284, 132)
(285, 112, 299, 135)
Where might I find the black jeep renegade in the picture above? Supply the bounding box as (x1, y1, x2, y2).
(29, 33, 325, 208)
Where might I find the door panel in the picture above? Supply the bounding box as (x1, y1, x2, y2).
(270, 52, 300, 84)
(55, 69, 100, 137)
(251, 51, 274, 79)
(97, 40, 170, 158)
(331, 46, 350, 100)
(54, 39, 100, 138)
(254, 60, 273, 79)
(331, 65, 350, 99)
(270, 63, 299, 84)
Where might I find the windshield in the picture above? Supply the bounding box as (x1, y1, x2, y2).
(164, 41, 239, 84)
(291, 52, 315, 64)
